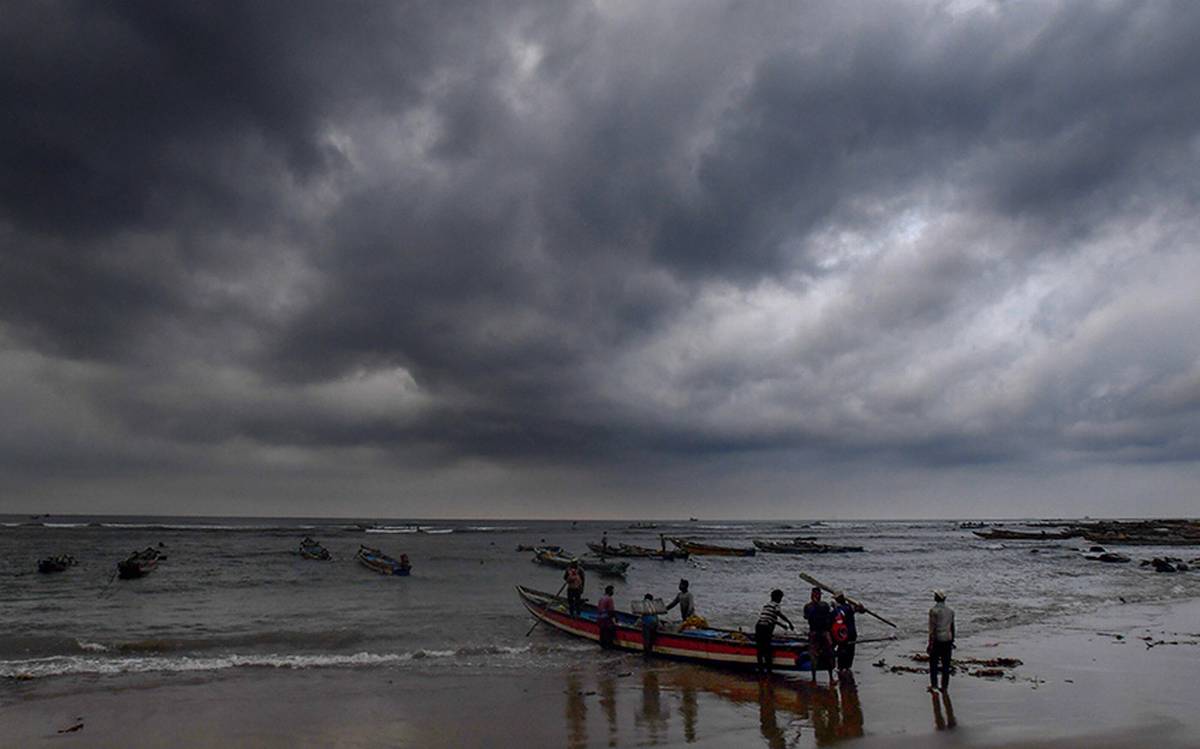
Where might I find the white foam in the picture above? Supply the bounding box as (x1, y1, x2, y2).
(1, 651, 415, 679)
(75, 640, 109, 653)
(42, 523, 88, 528)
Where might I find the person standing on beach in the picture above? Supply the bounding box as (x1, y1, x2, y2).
(564, 562, 585, 618)
(665, 579, 694, 621)
(803, 587, 836, 683)
(640, 593, 660, 656)
(832, 593, 864, 675)
(597, 584, 617, 649)
(755, 589, 795, 672)
(928, 590, 956, 691)
(601, 532, 609, 554)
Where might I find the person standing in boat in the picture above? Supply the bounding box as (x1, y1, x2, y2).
(601, 531, 609, 554)
(928, 590, 956, 692)
(832, 593, 864, 676)
(665, 579, 694, 621)
(564, 562, 586, 617)
(597, 584, 617, 649)
(755, 589, 795, 672)
(803, 587, 836, 683)
(640, 593, 660, 656)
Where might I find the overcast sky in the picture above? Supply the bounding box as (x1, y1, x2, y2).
(2, 0, 1199, 519)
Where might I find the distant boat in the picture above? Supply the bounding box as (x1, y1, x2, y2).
(532, 549, 629, 577)
(587, 542, 688, 560)
(37, 554, 77, 573)
(668, 538, 755, 557)
(972, 529, 1078, 541)
(117, 548, 163, 579)
(752, 539, 864, 554)
(356, 545, 411, 576)
(298, 537, 331, 561)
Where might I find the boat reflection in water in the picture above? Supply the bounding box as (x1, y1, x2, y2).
(563, 663, 865, 748)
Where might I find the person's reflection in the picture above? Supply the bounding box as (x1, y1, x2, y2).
(930, 689, 957, 731)
(598, 671, 618, 748)
(636, 669, 671, 744)
(835, 676, 864, 740)
(806, 682, 840, 746)
(756, 678, 788, 749)
(565, 670, 587, 749)
(680, 681, 698, 743)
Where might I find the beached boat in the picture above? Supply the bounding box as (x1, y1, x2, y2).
(356, 545, 411, 576)
(298, 537, 331, 561)
(972, 529, 1079, 541)
(586, 542, 688, 560)
(117, 548, 162, 579)
(37, 554, 77, 573)
(752, 539, 865, 554)
(517, 586, 811, 670)
(516, 544, 562, 552)
(668, 538, 755, 557)
(533, 549, 629, 577)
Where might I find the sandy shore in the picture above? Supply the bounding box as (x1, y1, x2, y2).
(6, 597, 1200, 747)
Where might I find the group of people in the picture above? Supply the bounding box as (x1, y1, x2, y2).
(562, 561, 958, 692)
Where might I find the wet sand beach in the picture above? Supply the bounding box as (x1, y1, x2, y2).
(7, 597, 1199, 747)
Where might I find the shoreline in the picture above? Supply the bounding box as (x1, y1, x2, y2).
(6, 597, 1200, 747)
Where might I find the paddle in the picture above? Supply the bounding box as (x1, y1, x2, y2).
(799, 572, 897, 629)
(526, 581, 568, 637)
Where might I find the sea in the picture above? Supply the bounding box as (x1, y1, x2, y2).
(2, 516, 1198, 687)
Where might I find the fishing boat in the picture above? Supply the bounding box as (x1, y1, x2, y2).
(533, 549, 629, 577)
(356, 545, 411, 576)
(516, 544, 562, 552)
(37, 554, 77, 573)
(752, 539, 865, 554)
(517, 586, 811, 670)
(298, 537, 331, 561)
(117, 548, 162, 579)
(668, 538, 755, 557)
(972, 529, 1079, 541)
(586, 542, 688, 560)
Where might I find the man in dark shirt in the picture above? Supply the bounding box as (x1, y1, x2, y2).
(803, 587, 835, 683)
(833, 593, 865, 675)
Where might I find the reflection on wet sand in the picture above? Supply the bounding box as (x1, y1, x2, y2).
(930, 689, 957, 731)
(564, 664, 866, 747)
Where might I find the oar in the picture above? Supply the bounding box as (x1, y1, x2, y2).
(799, 572, 897, 629)
(526, 582, 568, 637)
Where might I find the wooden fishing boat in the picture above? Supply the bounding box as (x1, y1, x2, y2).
(117, 548, 162, 579)
(533, 549, 629, 577)
(516, 544, 562, 552)
(972, 529, 1078, 541)
(298, 537, 331, 561)
(668, 538, 755, 557)
(517, 585, 811, 670)
(356, 545, 411, 576)
(586, 542, 688, 560)
(752, 539, 864, 554)
(37, 554, 77, 573)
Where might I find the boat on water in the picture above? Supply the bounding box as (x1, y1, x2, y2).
(37, 554, 77, 573)
(668, 538, 756, 557)
(533, 549, 629, 577)
(356, 545, 411, 576)
(517, 586, 811, 670)
(117, 548, 163, 579)
(752, 539, 865, 554)
(516, 544, 562, 552)
(972, 529, 1079, 541)
(298, 537, 331, 561)
(586, 542, 688, 560)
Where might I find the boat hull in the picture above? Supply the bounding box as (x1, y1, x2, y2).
(356, 546, 411, 575)
(517, 586, 810, 671)
(668, 538, 756, 557)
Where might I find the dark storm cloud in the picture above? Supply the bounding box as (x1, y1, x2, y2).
(2, 0, 1200, 514)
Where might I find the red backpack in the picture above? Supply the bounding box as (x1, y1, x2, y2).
(831, 609, 849, 644)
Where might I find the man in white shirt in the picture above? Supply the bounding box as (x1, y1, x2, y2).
(928, 590, 956, 691)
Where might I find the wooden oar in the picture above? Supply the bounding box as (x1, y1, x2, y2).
(799, 572, 897, 629)
(525, 581, 568, 636)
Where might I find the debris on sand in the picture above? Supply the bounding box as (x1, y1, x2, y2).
(58, 723, 84, 734)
